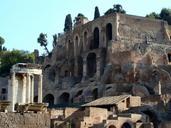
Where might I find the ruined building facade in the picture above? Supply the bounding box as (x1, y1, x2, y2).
(40, 13, 171, 111)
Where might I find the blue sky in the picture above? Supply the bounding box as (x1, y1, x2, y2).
(0, 0, 170, 54)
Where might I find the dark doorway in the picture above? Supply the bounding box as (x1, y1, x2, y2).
(142, 110, 159, 128)
(87, 53, 96, 77)
(106, 23, 112, 43)
(121, 122, 132, 128)
(34, 96, 38, 102)
(92, 88, 98, 100)
(43, 94, 54, 107)
(168, 53, 171, 62)
(77, 56, 83, 79)
(90, 27, 99, 49)
(59, 92, 70, 105)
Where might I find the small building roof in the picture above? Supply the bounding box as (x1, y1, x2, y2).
(82, 95, 131, 107)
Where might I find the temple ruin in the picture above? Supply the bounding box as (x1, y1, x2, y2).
(8, 63, 43, 111)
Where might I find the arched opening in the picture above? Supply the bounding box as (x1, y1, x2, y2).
(142, 110, 159, 128)
(106, 23, 112, 43)
(75, 90, 83, 97)
(91, 27, 99, 49)
(74, 90, 84, 103)
(108, 125, 116, 128)
(87, 53, 96, 77)
(43, 94, 54, 107)
(34, 96, 38, 102)
(83, 31, 88, 51)
(68, 40, 74, 58)
(92, 88, 98, 100)
(77, 56, 83, 80)
(59, 92, 70, 105)
(121, 122, 132, 128)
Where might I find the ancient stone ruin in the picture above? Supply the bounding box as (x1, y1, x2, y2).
(37, 13, 171, 127)
(0, 12, 171, 128)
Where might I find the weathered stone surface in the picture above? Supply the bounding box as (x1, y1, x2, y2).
(0, 113, 50, 128)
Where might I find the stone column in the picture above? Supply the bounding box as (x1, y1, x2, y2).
(22, 75, 26, 104)
(8, 72, 16, 111)
(30, 75, 34, 103)
(26, 74, 31, 103)
(38, 74, 43, 103)
(96, 55, 101, 80)
(82, 57, 87, 82)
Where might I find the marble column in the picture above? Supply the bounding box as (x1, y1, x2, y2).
(26, 74, 31, 103)
(30, 75, 34, 103)
(8, 72, 16, 111)
(22, 75, 26, 104)
(38, 74, 42, 103)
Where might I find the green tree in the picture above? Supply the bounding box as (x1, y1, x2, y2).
(0, 50, 35, 76)
(146, 12, 160, 19)
(94, 6, 100, 19)
(37, 33, 50, 55)
(52, 34, 57, 48)
(146, 8, 171, 25)
(113, 4, 126, 14)
(160, 8, 171, 25)
(0, 36, 5, 51)
(74, 13, 88, 24)
(105, 4, 126, 15)
(64, 14, 72, 32)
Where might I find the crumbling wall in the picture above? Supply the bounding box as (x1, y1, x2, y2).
(119, 14, 169, 43)
(0, 113, 50, 128)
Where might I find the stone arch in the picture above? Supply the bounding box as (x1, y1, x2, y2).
(73, 90, 84, 103)
(106, 23, 112, 43)
(87, 53, 96, 77)
(59, 92, 70, 105)
(43, 94, 54, 107)
(75, 90, 83, 97)
(92, 88, 98, 100)
(142, 110, 160, 128)
(108, 125, 116, 128)
(90, 27, 99, 49)
(83, 31, 88, 51)
(121, 122, 132, 128)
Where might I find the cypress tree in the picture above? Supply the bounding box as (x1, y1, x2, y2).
(94, 6, 100, 19)
(64, 14, 72, 32)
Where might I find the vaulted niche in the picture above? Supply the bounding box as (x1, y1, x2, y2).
(43, 94, 54, 107)
(90, 27, 99, 49)
(121, 122, 132, 128)
(59, 92, 70, 105)
(77, 56, 83, 78)
(106, 23, 112, 42)
(87, 53, 96, 77)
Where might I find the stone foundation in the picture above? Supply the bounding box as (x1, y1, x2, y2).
(0, 112, 50, 128)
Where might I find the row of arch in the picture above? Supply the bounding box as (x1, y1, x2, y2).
(65, 52, 98, 78)
(68, 23, 113, 57)
(42, 88, 98, 107)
